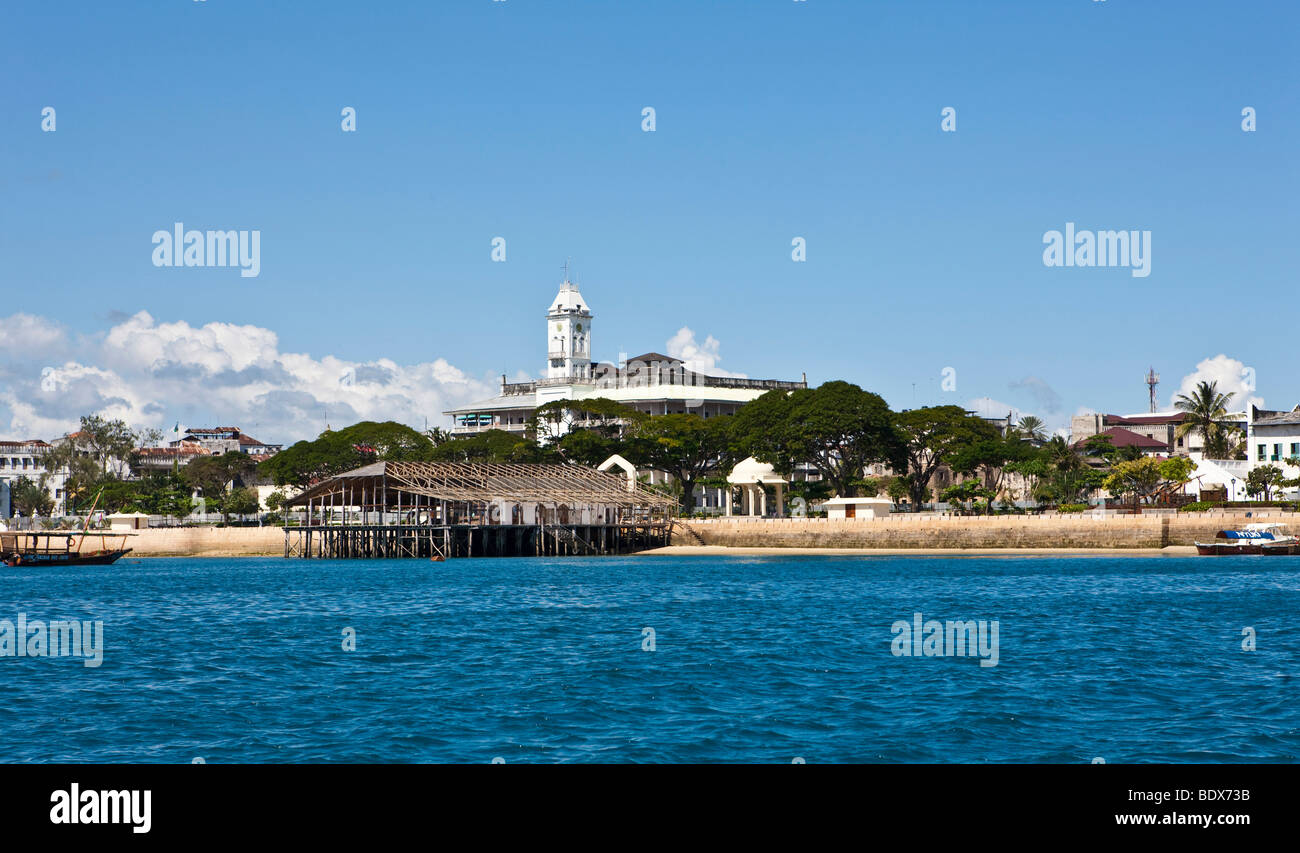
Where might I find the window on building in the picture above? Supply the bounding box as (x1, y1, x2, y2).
(1258, 444, 1267, 461)
(1291, 443, 1300, 458)
(1273, 444, 1282, 461)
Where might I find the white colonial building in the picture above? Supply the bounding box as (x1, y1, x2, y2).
(0, 440, 69, 517)
(445, 277, 807, 438)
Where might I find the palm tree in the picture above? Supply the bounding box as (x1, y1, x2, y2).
(1015, 415, 1047, 442)
(1174, 381, 1235, 459)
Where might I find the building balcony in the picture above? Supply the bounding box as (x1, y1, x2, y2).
(451, 422, 530, 435)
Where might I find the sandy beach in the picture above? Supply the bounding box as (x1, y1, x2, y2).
(638, 544, 1199, 557)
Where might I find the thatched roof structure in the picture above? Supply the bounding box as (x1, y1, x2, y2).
(286, 461, 674, 510)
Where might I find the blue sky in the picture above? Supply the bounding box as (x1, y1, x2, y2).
(1, 0, 1296, 440)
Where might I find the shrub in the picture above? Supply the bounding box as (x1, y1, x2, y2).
(1058, 503, 1089, 513)
(1179, 501, 1217, 513)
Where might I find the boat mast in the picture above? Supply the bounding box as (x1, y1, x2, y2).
(76, 487, 104, 555)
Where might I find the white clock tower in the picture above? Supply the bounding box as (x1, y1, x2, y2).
(546, 277, 593, 380)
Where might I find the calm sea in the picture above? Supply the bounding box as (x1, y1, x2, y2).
(2, 554, 1296, 763)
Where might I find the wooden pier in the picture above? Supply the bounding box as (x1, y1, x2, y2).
(284, 521, 670, 559)
(282, 460, 675, 560)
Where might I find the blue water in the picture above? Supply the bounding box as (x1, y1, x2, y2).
(1, 554, 1297, 763)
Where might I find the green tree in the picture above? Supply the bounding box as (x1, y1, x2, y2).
(130, 472, 194, 519)
(42, 444, 101, 513)
(96, 479, 140, 514)
(1156, 456, 1196, 502)
(1245, 465, 1284, 501)
(530, 397, 642, 444)
(1036, 436, 1106, 505)
(1103, 458, 1165, 509)
(728, 388, 799, 476)
(896, 406, 999, 508)
(1174, 381, 1236, 459)
(949, 434, 1035, 508)
(940, 479, 996, 513)
(428, 429, 558, 464)
(224, 487, 261, 519)
(10, 476, 54, 516)
(186, 453, 258, 520)
(75, 415, 138, 479)
(1013, 415, 1047, 442)
(261, 421, 439, 487)
(886, 476, 911, 504)
(734, 381, 904, 498)
(625, 414, 732, 514)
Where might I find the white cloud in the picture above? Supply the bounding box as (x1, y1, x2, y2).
(1172, 354, 1261, 412)
(0, 312, 492, 443)
(666, 326, 745, 377)
(0, 313, 66, 354)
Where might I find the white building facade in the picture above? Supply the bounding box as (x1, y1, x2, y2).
(446, 278, 807, 438)
(0, 440, 69, 517)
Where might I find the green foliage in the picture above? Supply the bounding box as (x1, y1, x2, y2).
(1245, 465, 1285, 501)
(429, 429, 559, 464)
(1102, 457, 1164, 505)
(1057, 503, 1089, 513)
(854, 477, 884, 497)
(530, 397, 642, 443)
(1034, 436, 1105, 505)
(10, 476, 54, 516)
(261, 421, 436, 486)
(733, 381, 904, 498)
(1158, 456, 1196, 486)
(129, 472, 194, 518)
(96, 479, 140, 514)
(224, 487, 261, 517)
(554, 428, 622, 468)
(624, 414, 732, 513)
(1174, 381, 1242, 459)
(1178, 501, 1218, 512)
(787, 478, 833, 505)
(940, 478, 998, 513)
(1013, 415, 1047, 442)
(896, 406, 1000, 508)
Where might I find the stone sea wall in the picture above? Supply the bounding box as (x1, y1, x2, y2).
(125, 526, 286, 557)
(673, 512, 1296, 550)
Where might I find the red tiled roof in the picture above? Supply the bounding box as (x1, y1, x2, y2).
(1075, 426, 1169, 450)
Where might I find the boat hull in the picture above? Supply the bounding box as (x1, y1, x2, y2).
(3, 548, 132, 567)
(1195, 542, 1269, 555)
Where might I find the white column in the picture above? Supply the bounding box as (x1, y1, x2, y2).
(775, 483, 784, 517)
(759, 487, 767, 518)
(725, 487, 732, 517)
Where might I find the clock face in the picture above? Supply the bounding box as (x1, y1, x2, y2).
(555, 323, 562, 331)
(576, 323, 583, 332)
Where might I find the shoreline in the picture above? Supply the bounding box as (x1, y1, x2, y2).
(638, 545, 1199, 557)
(123, 544, 1201, 559)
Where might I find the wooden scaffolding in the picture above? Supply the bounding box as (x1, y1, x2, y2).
(282, 461, 675, 559)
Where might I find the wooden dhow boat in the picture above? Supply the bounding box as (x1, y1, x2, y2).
(1, 530, 133, 566)
(1, 488, 134, 567)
